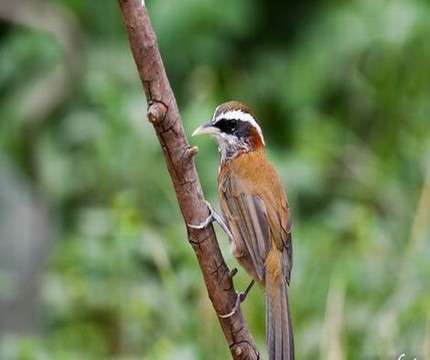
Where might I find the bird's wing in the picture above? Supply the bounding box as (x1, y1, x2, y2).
(219, 173, 271, 282)
(219, 156, 292, 284)
(258, 186, 292, 284)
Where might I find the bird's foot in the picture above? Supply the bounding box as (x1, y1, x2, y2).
(218, 280, 255, 319)
(239, 280, 255, 303)
(188, 200, 233, 241)
(229, 268, 238, 279)
(218, 294, 241, 319)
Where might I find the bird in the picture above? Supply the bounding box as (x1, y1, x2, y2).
(192, 101, 294, 360)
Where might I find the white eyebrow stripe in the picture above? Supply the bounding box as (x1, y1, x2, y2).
(214, 109, 265, 146)
(215, 109, 254, 124)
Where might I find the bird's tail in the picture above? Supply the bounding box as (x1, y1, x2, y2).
(266, 264, 294, 360)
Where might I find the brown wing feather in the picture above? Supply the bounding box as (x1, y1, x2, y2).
(220, 178, 270, 281)
(218, 151, 292, 284)
(260, 187, 292, 284)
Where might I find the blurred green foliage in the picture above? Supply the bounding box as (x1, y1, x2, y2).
(0, 0, 429, 359)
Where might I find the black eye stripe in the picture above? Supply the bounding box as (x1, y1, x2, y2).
(214, 118, 254, 140)
(215, 118, 238, 133)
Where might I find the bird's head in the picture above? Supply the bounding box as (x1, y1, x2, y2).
(192, 101, 265, 162)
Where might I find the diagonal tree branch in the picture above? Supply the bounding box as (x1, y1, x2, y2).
(117, 1, 260, 359)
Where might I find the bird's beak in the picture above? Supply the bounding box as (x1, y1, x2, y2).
(192, 121, 219, 137)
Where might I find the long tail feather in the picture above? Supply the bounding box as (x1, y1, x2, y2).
(266, 273, 294, 360)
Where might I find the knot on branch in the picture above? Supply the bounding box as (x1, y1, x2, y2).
(184, 146, 199, 160)
(147, 101, 168, 123)
(231, 341, 260, 360)
(234, 346, 243, 356)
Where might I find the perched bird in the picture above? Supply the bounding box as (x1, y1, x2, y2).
(192, 101, 294, 360)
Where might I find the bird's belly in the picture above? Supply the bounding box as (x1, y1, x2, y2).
(230, 241, 263, 283)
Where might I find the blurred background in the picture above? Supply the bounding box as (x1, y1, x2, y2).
(0, 0, 429, 359)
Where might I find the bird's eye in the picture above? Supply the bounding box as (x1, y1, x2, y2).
(216, 118, 238, 134)
(228, 120, 237, 132)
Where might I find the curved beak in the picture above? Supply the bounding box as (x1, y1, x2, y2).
(192, 121, 219, 137)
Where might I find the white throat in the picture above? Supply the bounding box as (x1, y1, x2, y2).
(216, 134, 249, 162)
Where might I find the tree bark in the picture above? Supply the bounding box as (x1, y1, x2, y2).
(117, 1, 260, 359)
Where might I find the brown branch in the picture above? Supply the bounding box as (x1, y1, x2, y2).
(117, 1, 260, 359)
